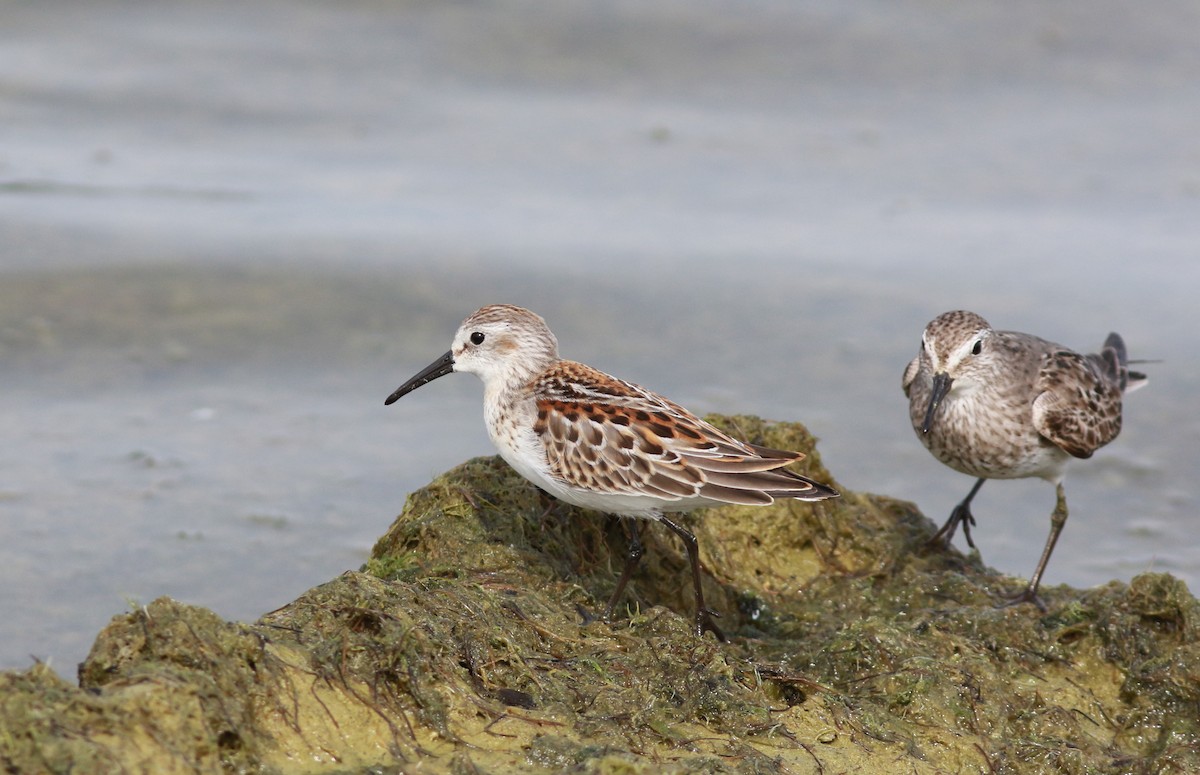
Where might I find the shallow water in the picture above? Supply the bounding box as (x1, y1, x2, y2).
(2, 0, 1198, 672)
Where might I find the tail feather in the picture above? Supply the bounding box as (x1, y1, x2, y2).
(1100, 332, 1148, 394)
(1103, 332, 1127, 366)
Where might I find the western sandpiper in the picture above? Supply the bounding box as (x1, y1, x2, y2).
(386, 304, 839, 638)
(903, 310, 1147, 609)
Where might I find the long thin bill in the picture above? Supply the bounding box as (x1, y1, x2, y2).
(921, 372, 952, 434)
(385, 350, 454, 405)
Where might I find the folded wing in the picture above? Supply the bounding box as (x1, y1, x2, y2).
(533, 361, 838, 505)
(1033, 347, 1125, 459)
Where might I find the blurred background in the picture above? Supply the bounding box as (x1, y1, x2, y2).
(2, 0, 1197, 673)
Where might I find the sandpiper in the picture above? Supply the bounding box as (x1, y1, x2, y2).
(386, 304, 839, 638)
(903, 310, 1146, 609)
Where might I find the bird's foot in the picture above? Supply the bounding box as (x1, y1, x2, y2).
(694, 606, 726, 642)
(925, 501, 978, 552)
(996, 584, 1048, 613)
(578, 603, 602, 627)
(588, 601, 726, 642)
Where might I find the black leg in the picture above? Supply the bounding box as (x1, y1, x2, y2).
(658, 515, 725, 641)
(1000, 483, 1067, 612)
(604, 518, 644, 621)
(927, 477, 986, 551)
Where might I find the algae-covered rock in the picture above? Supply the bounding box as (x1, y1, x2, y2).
(2, 415, 1198, 773)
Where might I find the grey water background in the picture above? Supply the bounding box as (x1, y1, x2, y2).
(3, 0, 1197, 672)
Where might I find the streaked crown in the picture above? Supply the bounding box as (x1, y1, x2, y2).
(451, 304, 560, 385)
(921, 310, 993, 377)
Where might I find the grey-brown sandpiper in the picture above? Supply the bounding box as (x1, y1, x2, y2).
(903, 310, 1147, 609)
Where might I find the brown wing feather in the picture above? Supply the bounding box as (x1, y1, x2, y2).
(531, 361, 837, 504)
(1032, 349, 1124, 459)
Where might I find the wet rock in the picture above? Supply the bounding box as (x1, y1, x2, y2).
(2, 415, 1197, 773)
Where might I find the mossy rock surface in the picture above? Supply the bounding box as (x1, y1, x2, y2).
(2, 415, 1198, 773)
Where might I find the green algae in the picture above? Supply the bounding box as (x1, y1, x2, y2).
(2, 415, 1198, 773)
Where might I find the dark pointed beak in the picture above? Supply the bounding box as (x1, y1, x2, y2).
(385, 350, 454, 405)
(921, 372, 952, 434)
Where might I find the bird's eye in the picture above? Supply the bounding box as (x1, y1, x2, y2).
(971, 339, 982, 355)
(470, 331, 485, 345)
